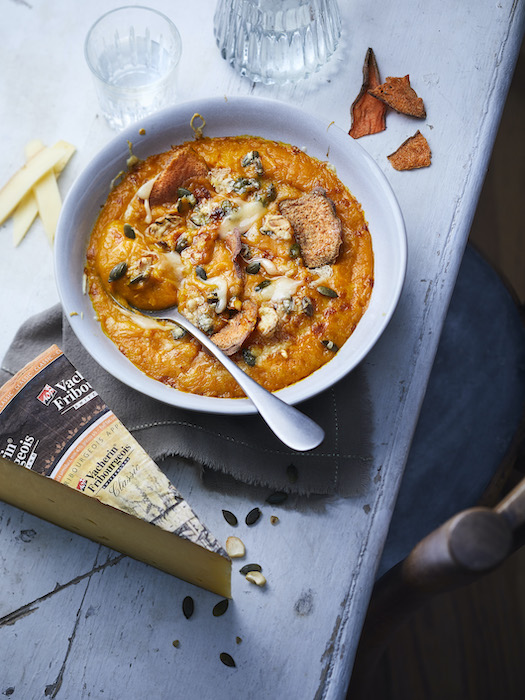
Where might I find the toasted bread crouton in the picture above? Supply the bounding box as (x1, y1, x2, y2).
(368, 75, 426, 118)
(211, 300, 258, 355)
(150, 147, 209, 206)
(388, 131, 431, 171)
(279, 188, 342, 268)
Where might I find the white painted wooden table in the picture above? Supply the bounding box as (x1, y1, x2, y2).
(0, 2, 523, 698)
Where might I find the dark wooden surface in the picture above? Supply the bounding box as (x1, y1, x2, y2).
(358, 41, 525, 700)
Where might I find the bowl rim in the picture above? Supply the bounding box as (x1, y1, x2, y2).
(55, 95, 407, 415)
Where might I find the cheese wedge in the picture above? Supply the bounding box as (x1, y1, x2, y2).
(0, 345, 231, 597)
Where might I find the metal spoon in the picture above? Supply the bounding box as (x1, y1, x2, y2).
(113, 298, 325, 451)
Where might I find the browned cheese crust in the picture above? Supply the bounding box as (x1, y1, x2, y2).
(388, 131, 431, 171)
(369, 75, 426, 119)
(279, 188, 342, 268)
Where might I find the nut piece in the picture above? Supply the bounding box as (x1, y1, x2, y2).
(225, 536, 246, 558)
(245, 570, 267, 587)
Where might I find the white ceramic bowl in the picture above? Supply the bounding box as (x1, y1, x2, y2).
(55, 96, 406, 415)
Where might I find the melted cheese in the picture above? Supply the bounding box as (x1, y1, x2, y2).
(252, 258, 279, 276)
(258, 276, 301, 303)
(157, 251, 186, 282)
(200, 275, 229, 313)
(219, 200, 266, 238)
(137, 176, 159, 224)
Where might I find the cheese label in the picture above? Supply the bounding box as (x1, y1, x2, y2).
(0, 345, 227, 556)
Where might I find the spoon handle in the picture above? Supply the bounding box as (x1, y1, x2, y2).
(168, 312, 325, 452)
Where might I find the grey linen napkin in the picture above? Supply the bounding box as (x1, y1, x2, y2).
(0, 305, 373, 496)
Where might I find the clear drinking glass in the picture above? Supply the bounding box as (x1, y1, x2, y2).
(213, 0, 341, 85)
(85, 6, 182, 130)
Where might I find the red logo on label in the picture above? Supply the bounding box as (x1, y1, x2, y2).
(37, 384, 57, 405)
(77, 478, 87, 492)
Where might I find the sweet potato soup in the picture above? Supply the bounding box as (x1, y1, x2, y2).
(86, 135, 374, 398)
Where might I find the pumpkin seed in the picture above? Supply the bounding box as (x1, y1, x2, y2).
(282, 298, 294, 313)
(222, 509, 238, 526)
(318, 286, 338, 298)
(289, 243, 301, 258)
(254, 279, 271, 292)
(322, 339, 339, 352)
(286, 464, 299, 484)
(245, 507, 261, 526)
(197, 314, 214, 333)
(301, 297, 314, 316)
(175, 236, 189, 253)
(256, 182, 276, 204)
(123, 223, 136, 239)
(239, 563, 262, 576)
(172, 325, 186, 340)
(128, 273, 148, 285)
(177, 193, 197, 213)
(241, 150, 263, 174)
(190, 211, 207, 226)
(220, 652, 236, 668)
(245, 261, 261, 275)
(108, 261, 127, 282)
(233, 176, 259, 194)
(182, 596, 194, 619)
(266, 491, 288, 505)
(213, 599, 229, 617)
(195, 265, 207, 280)
(240, 243, 252, 259)
(177, 187, 192, 198)
(242, 349, 256, 367)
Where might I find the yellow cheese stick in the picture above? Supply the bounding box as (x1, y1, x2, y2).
(12, 140, 76, 245)
(12, 140, 43, 246)
(0, 140, 76, 226)
(30, 143, 64, 244)
(12, 191, 39, 246)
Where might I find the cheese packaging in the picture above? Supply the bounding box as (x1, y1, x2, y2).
(0, 345, 231, 597)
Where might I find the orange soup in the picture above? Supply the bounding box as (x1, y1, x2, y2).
(86, 135, 374, 398)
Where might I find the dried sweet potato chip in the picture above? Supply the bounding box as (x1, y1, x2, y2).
(369, 75, 426, 118)
(349, 48, 387, 139)
(387, 131, 431, 171)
